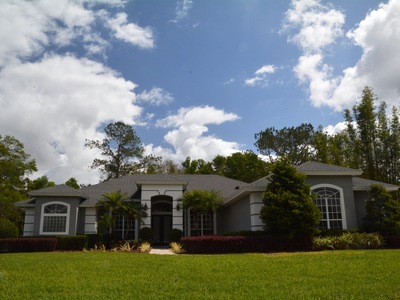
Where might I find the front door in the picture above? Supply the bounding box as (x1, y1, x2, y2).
(152, 215, 172, 246)
(151, 197, 173, 246)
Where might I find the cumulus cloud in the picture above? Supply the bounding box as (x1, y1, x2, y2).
(245, 64, 276, 87)
(137, 87, 174, 106)
(104, 12, 155, 49)
(148, 106, 241, 161)
(170, 0, 194, 23)
(0, 55, 140, 184)
(285, 0, 400, 112)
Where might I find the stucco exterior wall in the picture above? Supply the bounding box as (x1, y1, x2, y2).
(22, 208, 35, 236)
(140, 184, 184, 231)
(354, 191, 369, 229)
(33, 197, 82, 236)
(305, 175, 358, 229)
(219, 196, 251, 234)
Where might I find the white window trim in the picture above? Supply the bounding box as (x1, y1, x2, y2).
(311, 184, 347, 230)
(39, 201, 70, 235)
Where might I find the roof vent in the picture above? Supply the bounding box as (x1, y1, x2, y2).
(235, 186, 240, 190)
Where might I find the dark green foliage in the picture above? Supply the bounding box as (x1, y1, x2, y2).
(363, 184, 400, 235)
(55, 235, 88, 250)
(313, 232, 383, 251)
(26, 176, 55, 192)
(85, 122, 144, 180)
(65, 177, 80, 189)
(255, 123, 315, 165)
(0, 238, 57, 253)
(260, 158, 320, 237)
(181, 235, 313, 254)
(0, 218, 19, 238)
(139, 227, 154, 242)
(168, 228, 183, 242)
(0, 135, 37, 225)
(215, 151, 269, 183)
(86, 234, 111, 249)
(182, 189, 223, 212)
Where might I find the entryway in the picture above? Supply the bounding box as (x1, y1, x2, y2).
(151, 196, 173, 246)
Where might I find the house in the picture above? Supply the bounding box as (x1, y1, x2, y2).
(15, 161, 398, 244)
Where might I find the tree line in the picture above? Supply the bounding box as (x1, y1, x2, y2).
(2, 86, 400, 233)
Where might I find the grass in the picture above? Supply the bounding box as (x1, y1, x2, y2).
(1, 250, 400, 299)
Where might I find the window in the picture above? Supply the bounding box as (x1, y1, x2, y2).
(312, 185, 346, 230)
(40, 202, 70, 235)
(189, 209, 214, 236)
(113, 211, 135, 240)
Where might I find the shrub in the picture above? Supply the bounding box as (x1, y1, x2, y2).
(385, 235, 400, 248)
(86, 234, 112, 249)
(170, 242, 184, 254)
(181, 235, 313, 254)
(111, 241, 138, 252)
(139, 227, 153, 242)
(0, 219, 19, 238)
(313, 232, 383, 251)
(222, 230, 267, 236)
(138, 241, 152, 253)
(0, 238, 57, 253)
(55, 235, 88, 251)
(169, 228, 183, 242)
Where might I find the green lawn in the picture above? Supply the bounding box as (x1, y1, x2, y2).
(1, 250, 400, 299)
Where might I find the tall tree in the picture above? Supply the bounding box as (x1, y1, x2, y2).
(0, 135, 37, 224)
(27, 176, 55, 192)
(181, 157, 213, 174)
(260, 157, 320, 237)
(255, 123, 315, 165)
(85, 122, 144, 180)
(363, 184, 400, 235)
(220, 151, 269, 183)
(65, 177, 80, 189)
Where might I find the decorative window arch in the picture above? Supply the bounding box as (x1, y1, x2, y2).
(311, 184, 347, 230)
(40, 202, 70, 235)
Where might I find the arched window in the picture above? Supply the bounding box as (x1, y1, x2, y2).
(312, 185, 347, 230)
(40, 202, 70, 235)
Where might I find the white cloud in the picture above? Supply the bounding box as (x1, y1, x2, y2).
(150, 106, 241, 161)
(285, 0, 400, 112)
(170, 0, 194, 23)
(137, 87, 174, 106)
(245, 64, 276, 87)
(104, 12, 155, 49)
(0, 55, 141, 184)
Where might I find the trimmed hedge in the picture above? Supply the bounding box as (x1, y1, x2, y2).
(169, 228, 183, 242)
(0, 238, 57, 253)
(313, 232, 383, 251)
(385, 235, 400, 248)
(181, 235, 313, 254)
(55, 235, 88, 251)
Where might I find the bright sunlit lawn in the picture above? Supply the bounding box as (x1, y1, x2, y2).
(1, 250, 400, 299)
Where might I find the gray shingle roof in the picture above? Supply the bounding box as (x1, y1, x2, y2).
(79, 174, 249, 207)
(297, 161, 362, 176)
(353, 177, 399, 191)
(28, 184, 85, 197)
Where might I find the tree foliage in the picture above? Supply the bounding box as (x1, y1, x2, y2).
(363, 184, 400, 236)
(182, 189, 223, 213)
(260, 158, 320, 237)
(255, 123, 315, 165)
(65, 177, 80, 189)
(96, 191, 146, 238)
(0, 135, 37, 224)
(27, 176, 55, 192)
(85, 122, 144, 180)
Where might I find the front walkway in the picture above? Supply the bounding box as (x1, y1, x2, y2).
(149, 248, 175, 255)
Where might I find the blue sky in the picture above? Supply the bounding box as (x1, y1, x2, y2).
(1, 0, 399, 184)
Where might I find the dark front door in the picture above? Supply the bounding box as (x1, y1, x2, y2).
(152, 215, 172, 246)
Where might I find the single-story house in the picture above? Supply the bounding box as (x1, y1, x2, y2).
(15, 161, 398, 244)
